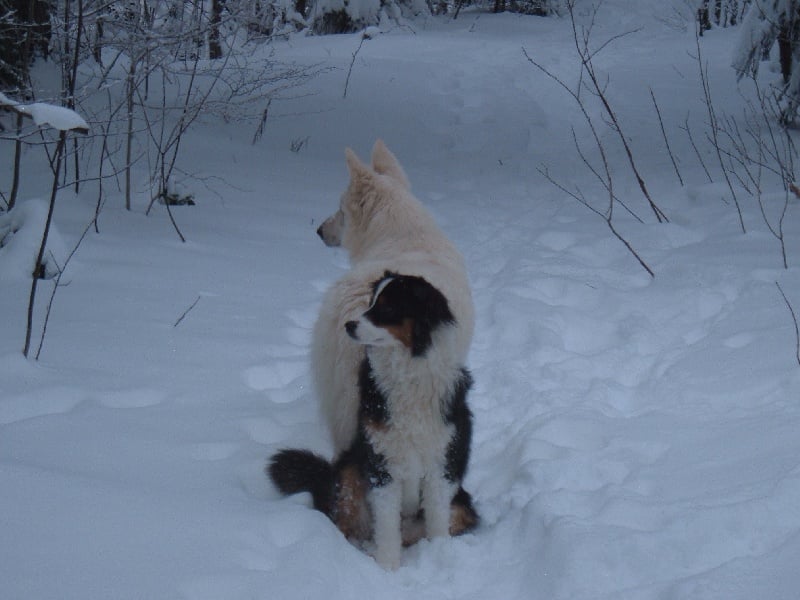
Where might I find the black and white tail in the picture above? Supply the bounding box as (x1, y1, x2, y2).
(267, 449, 335, 515)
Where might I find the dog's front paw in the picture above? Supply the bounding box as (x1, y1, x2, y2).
(424, 504, 453, 539)
(373, 545, 402, 571)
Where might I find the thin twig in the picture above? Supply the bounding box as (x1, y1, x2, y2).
(538, 165, 654, 277)
(35, 213, 98, 360)
(607, 218, 655, 278)
(174, 295, 201, 328)
(776, 282, 800, 367)
(343, 33, 368, 99)
(538, 166, 603, 217)
(650, 87, 683, 186)
(566, 0, 668, 223)
(684, 114, 714, 183)
(252, 97, 272, 144)
(524, 42, 654, 278)
(695, 27, 746, 233)
(570, 127, 644, 223)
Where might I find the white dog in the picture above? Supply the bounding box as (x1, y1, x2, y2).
(312, 140, 475, 454)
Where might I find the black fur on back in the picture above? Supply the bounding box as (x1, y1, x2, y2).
(267, 449, 335, 515)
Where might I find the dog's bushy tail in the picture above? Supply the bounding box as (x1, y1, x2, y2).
(267, 449, 335, 515)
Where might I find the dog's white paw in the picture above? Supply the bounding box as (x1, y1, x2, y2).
(426, 520, 451, 539)
(373, 545, 401, 571)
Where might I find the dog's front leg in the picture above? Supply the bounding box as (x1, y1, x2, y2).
(369, 481, 403, 570)
(422, 475, 456, 539)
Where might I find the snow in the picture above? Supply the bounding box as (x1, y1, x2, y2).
(0, 92, 89, 132)
(0, 198, 68, 282)
(2, 3, 800, 599)
(25, 103, 90, 132)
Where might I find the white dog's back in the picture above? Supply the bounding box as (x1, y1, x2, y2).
(312, 141, 474, 455)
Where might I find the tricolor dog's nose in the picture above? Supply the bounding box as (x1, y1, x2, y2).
(345, 321, 358, 339)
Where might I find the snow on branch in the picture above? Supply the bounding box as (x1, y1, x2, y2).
(0, 93, 89, 134)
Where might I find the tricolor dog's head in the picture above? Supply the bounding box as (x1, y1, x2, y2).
(345, 272, 454, 357)
(316, 140, 410, 254)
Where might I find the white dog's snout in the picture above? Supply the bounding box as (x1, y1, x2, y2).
(317, 210, 345, 247)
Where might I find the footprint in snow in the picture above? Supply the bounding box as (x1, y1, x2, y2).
(242, 417, 289, 445)
(537, 231, 577, 252)
(190, 442, 239, 461)
(244, 361, 306, 393)
(0, 388, 84, 425)
(98, 388, 165, 409)
(723, 332, 755, 349)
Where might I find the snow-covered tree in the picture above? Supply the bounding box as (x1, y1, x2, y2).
(698, 0, 750, 31)
(491, 0, 562, 16)
(733, 0, 800, 122)
(309, 0, 428, 34)
(0, 0, 51, 90)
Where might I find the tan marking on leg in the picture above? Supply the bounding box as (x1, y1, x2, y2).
(333, 465, 372, 542)
(401, 514, 426, 546)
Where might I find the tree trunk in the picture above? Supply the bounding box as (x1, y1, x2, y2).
(209, 0, 223, 59)
(125, 60, 135, 211)
(779, 24, 793, 85)
(697, 1, 711, 35)
(9, 113, 24, 211)
(24, 131, 67, 358)
(93, 17, 103, 65)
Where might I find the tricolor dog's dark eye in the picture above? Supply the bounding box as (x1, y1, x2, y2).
(374, 298, 395, 316)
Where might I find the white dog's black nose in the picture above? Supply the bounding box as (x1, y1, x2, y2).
(316, 225, 324, 239)
(345, 321, 358, 339)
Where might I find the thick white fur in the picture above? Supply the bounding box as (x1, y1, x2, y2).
(311, 140, 475, 455)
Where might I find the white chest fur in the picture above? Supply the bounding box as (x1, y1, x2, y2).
(365, 344, 459, 490)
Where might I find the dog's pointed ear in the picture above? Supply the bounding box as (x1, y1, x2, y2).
(345, 147, 373, 182)
(371, 140, 410, 190)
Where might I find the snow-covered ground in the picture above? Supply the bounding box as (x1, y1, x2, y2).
(2, 3, 800, 598)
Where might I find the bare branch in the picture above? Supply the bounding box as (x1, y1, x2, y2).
(650, 87, 684, 186)
(564, 0, 667, 223)
(174, 296, 202, 328)
(695, 26, 746, 233)
(344, 33, 369, 99)
(35, 212, 99, 360)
